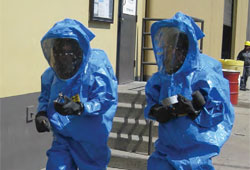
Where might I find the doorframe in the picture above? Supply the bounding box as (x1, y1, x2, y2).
(115, 0, 123, 83)
(116, 0, 138, 84)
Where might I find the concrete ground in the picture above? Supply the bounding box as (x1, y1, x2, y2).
(213, 81, 250, 170)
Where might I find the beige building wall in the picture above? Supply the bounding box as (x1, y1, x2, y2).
(143, 0, 225, 77)
(1, 0, 119, 98)
(0, 0, 3, 96)
(231, 0, 249, 59)
(1, 0, 249, 97)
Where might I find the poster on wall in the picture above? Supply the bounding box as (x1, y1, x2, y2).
(123, 0, 137, 16)
(90, 0, 114, 23)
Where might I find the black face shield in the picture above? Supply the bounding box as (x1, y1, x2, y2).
(42, 38, 83, 79)
(154, 27, 189, 74)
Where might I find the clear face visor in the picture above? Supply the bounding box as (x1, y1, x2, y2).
(42, 38, 83, 80)
(154, 27, 189, 74)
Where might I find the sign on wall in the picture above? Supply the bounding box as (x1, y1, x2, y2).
(123, 0, 137, 16)
(89, 0, 114, 23)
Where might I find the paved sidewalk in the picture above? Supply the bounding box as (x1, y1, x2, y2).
(213, 82, 250, 170)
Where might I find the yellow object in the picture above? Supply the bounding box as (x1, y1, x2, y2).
(72, 94, 80, 103)
(245, 41, 250, 46)
(219, 59, 244, 76)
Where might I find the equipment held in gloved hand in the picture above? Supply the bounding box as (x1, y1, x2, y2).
(35, 111, 51, 133)
(149, 104, 177, 123)
(173, 90, 206, 120)
(54, 94, 83, 116)
(191, 90, 206, 110)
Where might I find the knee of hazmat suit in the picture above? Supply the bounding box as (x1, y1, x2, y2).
(39, 18, 118, 169)
(144, 12, 234, 170)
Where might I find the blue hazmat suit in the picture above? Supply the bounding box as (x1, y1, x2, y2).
(38, 19, 118, 170)
(144, 12, 234, 170)
(38, 67, 54, 113)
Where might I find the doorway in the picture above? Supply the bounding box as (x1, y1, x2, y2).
(116, 0, 137, 84)
(221, 0, 233, 59)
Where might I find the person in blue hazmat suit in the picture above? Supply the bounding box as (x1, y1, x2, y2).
(144, 12, 234, 170)
(34, 18, 118, 170)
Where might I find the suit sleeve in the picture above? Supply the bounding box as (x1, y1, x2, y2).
(83, 67, 118, 116)
(37, 68, 54, 112)
(191, 72, 234, 128)
(144, 74, 161, 120)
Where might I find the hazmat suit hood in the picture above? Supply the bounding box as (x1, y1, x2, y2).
(151, 12, 205, 75)
(41, 18, 95, 80)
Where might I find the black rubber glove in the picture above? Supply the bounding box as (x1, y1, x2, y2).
(149, 104, 176, 123)
(174, 91, 205, 120)
(35, 111, 50, 133)
(54, 96, 83, 116)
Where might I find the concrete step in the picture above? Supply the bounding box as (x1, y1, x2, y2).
(109, 149, 148, 170)
(118, 90, 146, 105)
(108, 132, 156, 153)
(115, 103, 145, 119)
(112, 117, 158, 137)
(118, 82, 146, 105)
(107, 167, 128, 170)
